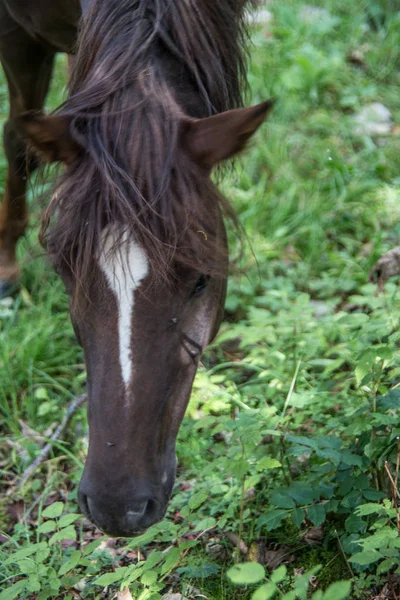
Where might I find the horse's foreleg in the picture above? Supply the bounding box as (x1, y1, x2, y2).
(0, 27, 54, 296)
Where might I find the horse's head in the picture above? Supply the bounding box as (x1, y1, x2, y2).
(19, 100, 272, 536)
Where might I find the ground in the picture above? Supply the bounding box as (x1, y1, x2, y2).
(1, 1, 400, 599)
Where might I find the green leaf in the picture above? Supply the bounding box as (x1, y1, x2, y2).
(231, 458, 250, 479)
(42, 502, 64, 519)
(37, 520, 57, 534)
(251, 582, 277, 600)
(141, 570, 158, 586)
(227, 562, 265, 585)
(16, 558, 37, 575)
(257, 457, 281, 471)
(26, 576, 41, 593)
(355, 349, 377, 386)
(271, 491, 295, 509)
(349, 550, 383, 565)
(5, 543, 47, 564)
(58, 550, 82, 576)
(94, 569, 127, 586)
(0, 580, 27, 600)
(193, 516, 217, 531)
(188, 489, 208, 510)
(270, 565, 287, 584)
(355, 503, 385, 516)
(160, 547, 180, 575)
(143, 550, 163, 571)
(83, 538, 105, 556)
(322, 580, 351, 600)
(308, 504, 326, 526)
(257, 509, 288, 531)
(58, 514, 80, 528)
(177, 563, 220, 578)
(345, 515, 365, 533)
(48, 525, 76, 545)
(36, 546, 50, 563)
(377, 558, 397, 574)
(340, 451, 363, 467)
(292, 508, 305, 528)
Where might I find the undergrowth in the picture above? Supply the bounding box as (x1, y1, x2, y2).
(1, 0, 400, 598)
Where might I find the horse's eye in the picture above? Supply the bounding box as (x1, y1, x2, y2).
(191, 274, 210, 297)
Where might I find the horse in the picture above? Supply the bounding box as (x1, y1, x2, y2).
(0, 0, 273, 537)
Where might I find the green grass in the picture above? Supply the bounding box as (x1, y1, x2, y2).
(1, 1, 400, 598)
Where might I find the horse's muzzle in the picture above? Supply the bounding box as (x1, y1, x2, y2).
(78, 479, 170, 537)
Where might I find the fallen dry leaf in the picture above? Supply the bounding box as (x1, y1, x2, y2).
(302, 526, 323, 545)
(247, 540, 295, 570)
(226, 531, 248, 554)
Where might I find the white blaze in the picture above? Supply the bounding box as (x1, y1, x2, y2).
(98, 226, 149, 387)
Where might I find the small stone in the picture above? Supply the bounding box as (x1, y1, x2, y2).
(354, 103, 393, 136)
(299, 6, 331, 24)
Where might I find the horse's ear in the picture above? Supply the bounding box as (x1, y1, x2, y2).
(16, 111, 82, 165)
(184, 99, 275, 169)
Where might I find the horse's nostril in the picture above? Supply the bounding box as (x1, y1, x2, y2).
(145, 498, 158, 520)
(126, 502, 147, 521)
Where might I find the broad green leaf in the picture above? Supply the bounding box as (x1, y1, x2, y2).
(231, 458, 250, 479)
(377, 558, 397, 574)
(58, 514, 80, 528)
(188, 489, 208, 510)
(292, 508, 305, 528)
(308, 504, 326, 526)
(94, 569, 127, 586)
(48, 525, 76, 545)
(0, 580, 27, 600)
(5, 543, 47, 564)
(257, 509, 288, 531)
(271, 491, 295, 509)
(193, 516, 217, 531)
(257, 457, 281, 471)
(26, 576, 41, 593)
(58, 550, 82, 576)
(322, 580, 351, 600)
(349, 550, 383, 565)
(251, 582, 277, 600)
(142, 550, 163, 571)
(344, 515, 365, 533)
(83, 538, 105, 556)
(42, 502, 64, 519)
(270, 565, 287, 584)
(355, 503, 385, 516)
(227, 562, 265, 585)
(177, 563, 220, 578)
(37, 520, 57, 534)
(141, 570, 158, 586)
(160, 547, 180, 575)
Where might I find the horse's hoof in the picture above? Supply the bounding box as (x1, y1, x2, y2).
(0, 279, 19, 298)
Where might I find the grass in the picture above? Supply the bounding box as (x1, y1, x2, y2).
(1, 1, 400, 598)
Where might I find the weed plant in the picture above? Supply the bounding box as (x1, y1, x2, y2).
(1, 1, 400, 598)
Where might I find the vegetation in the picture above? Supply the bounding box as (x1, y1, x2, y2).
(1, 0, 400, 598)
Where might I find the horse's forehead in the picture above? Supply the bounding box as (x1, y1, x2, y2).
(98, 226, 149, 290)
(97, 225, 149, 388)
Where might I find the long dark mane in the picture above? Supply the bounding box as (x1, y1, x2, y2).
(42, 0, 253, 287)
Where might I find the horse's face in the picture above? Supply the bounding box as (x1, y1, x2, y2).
(66, 229, 227, 537)
(19, 100, 272, 536)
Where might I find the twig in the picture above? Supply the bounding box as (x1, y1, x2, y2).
(384, 461, 400, 535)
(334, 529, 362, 598)
(17, 394, 87, 488)
(384, 461, 400, 501)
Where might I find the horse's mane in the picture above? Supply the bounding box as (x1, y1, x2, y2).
(42, 0, 253, 288)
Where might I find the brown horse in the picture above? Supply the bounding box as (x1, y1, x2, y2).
(0, 0, 273, 537)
